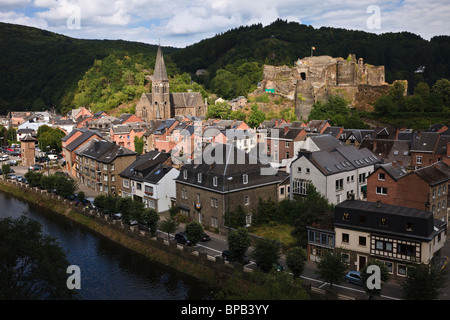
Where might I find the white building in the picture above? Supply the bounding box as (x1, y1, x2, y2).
(290, 135, 381, 205)
(119, 151, 179, 213)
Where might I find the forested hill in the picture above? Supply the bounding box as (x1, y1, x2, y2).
(172, 19, 450, 96)
(1, 20, 449, 115)
(0, 22, 178, 114)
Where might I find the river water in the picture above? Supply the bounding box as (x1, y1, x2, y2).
(0, 190, 215, 300)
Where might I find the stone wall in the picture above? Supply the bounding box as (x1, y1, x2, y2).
(262, 54, 400, 118)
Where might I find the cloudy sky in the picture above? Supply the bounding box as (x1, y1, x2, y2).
(0, 0, 449, 48)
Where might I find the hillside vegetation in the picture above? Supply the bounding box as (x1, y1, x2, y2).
(1, 19, 449, 122)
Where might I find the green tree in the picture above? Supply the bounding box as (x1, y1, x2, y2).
(401, 264, 447, 300)
(251, 238, 281, 272)
(224, 205, 247, 229)
(227, 227, 251, 264)
(315, 251, 347, 289)
(77, 191, 85, 204)
(185, 221, 204, 244)
(54, 175, 77, 198)
(24, 171, 43, 187)
(206, 101, 231, 119)
(2, 163, 10, 177)
(286, 246, 308, 279)
(431, 78, 450, 108)
(359, 259, 390, 299)
(253, 198, 277, 226)
(247, 104, 266, 128)
(373, 95, 397, 115)
(139, 208, 160, 235)
(159, 218, 179, 241)
(134, 136, 144, 154)
(0, 216, 76, 299)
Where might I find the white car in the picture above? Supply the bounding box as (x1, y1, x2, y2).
(0, 154, 9, 161)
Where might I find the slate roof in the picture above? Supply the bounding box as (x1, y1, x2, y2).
(309, 134, 345, 152)
(176, 143, 281, 192)
(75, 139, 136, 163)
(119, 150, 171, 183)
(64, 129, 102, 152)
(373, 161, 408, 181)
(411, 132, 440, 152)
(413, 162, 450, 186)
(153, 46, 169, 81)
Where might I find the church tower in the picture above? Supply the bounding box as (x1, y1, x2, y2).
(152, 45, 171, 119)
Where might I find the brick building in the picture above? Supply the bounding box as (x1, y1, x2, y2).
(20, 134, 36, 167)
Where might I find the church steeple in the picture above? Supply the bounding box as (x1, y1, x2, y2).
(154, 45, 168, 81)
(152, 44, 171, 119)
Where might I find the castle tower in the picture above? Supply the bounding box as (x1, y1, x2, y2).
(152, 45, 171, 119)
(20, 134, 36, 167)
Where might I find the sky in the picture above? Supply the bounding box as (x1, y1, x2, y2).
(0, 0, 449, 48)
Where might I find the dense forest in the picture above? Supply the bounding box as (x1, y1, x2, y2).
(0, 19, 449, 116)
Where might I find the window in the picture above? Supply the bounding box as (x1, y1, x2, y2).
(405, 222, 414, 231)
(433, 188, 436, 198)
(359, 172, 366, 184)
(398, 264, 407, 276)
(145, 186, 154, 194)
(103, 164, 108, 171)
(244, 195, 250, 206)
(280, 187, 285, 195)
(183, 170, 188, 179)
(416, 155, 422, 164)
(123, 180, 129, 188)
(285, 142, 290, 148)
(197, 173, 202, 183)
(376, 187, 388, 195)
(181, 189, 188, 199)
(359, 236, 366, 246)
(211, 217, 219, 228)
(297, 167, 302, 173)
(136, 183, 142, 190)
(213, 176, 218, 187)
(246, 214, 252, 227)
(342, 233, 349, 243)
(243, 174, 248, 184)
(306, 168, 310, 174)
(293, 179, 309, 195)
(335, 179, 344, 191)
(343, 212, 350, 221)
(380, 218, 388, 227)
(378, 173, 386, 181)
(341, 253, 350, 263)
(385, 262, 393, 273)
(211, 198, 218, 208)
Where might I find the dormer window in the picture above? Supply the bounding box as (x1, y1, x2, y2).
(213, 176, 218, 187)
(183, 170, 188, 179)
(243, 174, 248, 184)
(197, 173, 202, 183)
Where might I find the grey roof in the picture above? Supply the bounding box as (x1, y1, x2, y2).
(119, 150, 171, 182)
(322, 126, 343, 138)
(65, 129, 102, 152)
(153, 46, 168, 81)
(309, 134, 345, 152)
(411, 132, 440, 152)
(75, 139, 136, 163)
(413, 162, 450, 186)
(373, 161, 408, 181)
(176, 143, 280, 192)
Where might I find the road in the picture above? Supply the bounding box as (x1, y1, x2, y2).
(4, 152, 450, 300)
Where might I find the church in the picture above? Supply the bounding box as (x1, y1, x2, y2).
(135, 46, 207, 122)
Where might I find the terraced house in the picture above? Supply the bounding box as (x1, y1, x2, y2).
(334, 199, 447, 278)
(74, 139, 137, 195)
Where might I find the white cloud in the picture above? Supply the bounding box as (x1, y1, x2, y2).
(0, 0, 448, 47)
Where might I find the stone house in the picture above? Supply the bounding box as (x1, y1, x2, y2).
(175, 143, 283, 233)
(334, 199, 446, 277)
(74, 139, 137, 195)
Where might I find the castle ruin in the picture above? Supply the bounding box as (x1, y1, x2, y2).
(262, 54, 404, 120)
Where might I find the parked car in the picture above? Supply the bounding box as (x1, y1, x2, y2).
(16, 175, 27, 183)
(113, 213, 122, 220)
(7, 173, 16, 180)
(7, 160, 18, 166)
(174, 233, 193, 246)
(201, 232, 211, 242)
(0, 154, 9, 161)
(344, 271, 363, 286)
(222, 250, 250, 264)
(272, 262, 284, 272)
(29, 164, 43, 171)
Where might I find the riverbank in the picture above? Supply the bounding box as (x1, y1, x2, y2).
(0, 178, 229, 291)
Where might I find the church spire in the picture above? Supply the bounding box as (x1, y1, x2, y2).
(154, 45, 168, 81)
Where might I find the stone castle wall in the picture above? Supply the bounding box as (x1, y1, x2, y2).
(262, 54, 396, 119)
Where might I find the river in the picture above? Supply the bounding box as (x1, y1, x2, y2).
(0, 190, 215, 300)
